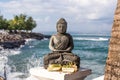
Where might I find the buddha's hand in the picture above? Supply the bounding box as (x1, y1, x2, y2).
(53, 49, 69, 52)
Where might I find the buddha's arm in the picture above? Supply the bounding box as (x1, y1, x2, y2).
(49, 35, 65, 51)
(65, 35, 74, 51)
(49, 36, 62, 51)
(53, 35, 74, 52)
(49, 35, 74, 52)
(49, 37, 66, 52)
(49, 36, 56, 51)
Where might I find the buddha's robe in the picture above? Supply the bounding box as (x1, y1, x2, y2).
(44, 33, 80, 69)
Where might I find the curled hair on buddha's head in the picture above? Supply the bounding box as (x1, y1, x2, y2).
(56, 18, 67, 26)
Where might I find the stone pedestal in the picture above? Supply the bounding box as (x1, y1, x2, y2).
(29, 67, 91, 80)
(93, 75, 104, 80)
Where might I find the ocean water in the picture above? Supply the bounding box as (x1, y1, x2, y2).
(0, 32, 110, 80)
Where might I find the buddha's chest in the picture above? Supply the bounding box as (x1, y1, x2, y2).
(54, 35, 69, 44)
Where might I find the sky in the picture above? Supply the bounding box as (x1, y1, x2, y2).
(0, 0, 118, 33)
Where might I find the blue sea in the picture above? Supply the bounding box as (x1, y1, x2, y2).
(0, 32, 110, 80)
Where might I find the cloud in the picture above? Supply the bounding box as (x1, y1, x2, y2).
(0, 0, 118, 33)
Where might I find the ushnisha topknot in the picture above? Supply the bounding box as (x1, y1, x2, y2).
(57, 18, 67, 25)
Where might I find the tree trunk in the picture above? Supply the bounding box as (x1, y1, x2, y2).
(104, 0, 120, 80)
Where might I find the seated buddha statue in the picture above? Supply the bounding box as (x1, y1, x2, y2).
(43, 18, 80, 69)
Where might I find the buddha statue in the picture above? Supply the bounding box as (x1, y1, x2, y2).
(43, 18, 80, 69)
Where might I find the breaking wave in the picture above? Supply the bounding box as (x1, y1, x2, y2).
(73, 37, 109, 41)
(0, 39, 44, 80)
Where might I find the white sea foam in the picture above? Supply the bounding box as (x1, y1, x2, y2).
(0, 55, 27, 80)
(0, 55, 28, 80)
(0, 48, 22, 79)
(25, 39, 38, 47)
(25, 38, 48, 42)
(0, 55, 11, 79)
(27, 54, 43, 68)
(0, 56, 7, 73)
(73, 37, 109, 41)
(8, 54, 44, 80)
(72, 33, 110, 36)
(25, 39, 36, 44)
(7, 72, 27, 80)
(0, 39, 44, 80)
(25, 39, 36, 42)
(0, 49, 21, 56)
(41, 38, 49, 41)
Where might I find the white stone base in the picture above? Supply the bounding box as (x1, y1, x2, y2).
(29, 67, 91, 80)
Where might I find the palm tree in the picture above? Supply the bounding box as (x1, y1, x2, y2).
(104, 0, 120, 80)
(26, 16, 36, 33)
(0, 15, 4, 29)
(17, 14, 27, 33)
(8, 14, 36, 33)
(8, 19, 16, 33)
(0, 15, 9, 31)
(8, 15, 19, 33)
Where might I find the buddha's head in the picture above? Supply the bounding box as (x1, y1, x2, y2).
(56, 18, 67, 34)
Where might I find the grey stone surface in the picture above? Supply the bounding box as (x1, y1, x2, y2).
(44, 18, 80, 69)
(29, 67, 91, 80)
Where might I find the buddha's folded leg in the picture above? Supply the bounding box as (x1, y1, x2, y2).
(43, 53, 61, 69)
(62, 53, 80, 68)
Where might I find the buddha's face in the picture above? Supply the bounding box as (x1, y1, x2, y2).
(57, 23, 67, 34)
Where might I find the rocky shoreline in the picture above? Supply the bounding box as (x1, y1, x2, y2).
(0, 32, 51, 49)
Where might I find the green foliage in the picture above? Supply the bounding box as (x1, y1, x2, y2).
(0, 13, 36, 33)
(0, 15, 9, 30)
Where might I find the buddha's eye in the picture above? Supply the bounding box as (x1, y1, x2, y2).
(58, 26, 63, 29)
(59, 26, 62, 28)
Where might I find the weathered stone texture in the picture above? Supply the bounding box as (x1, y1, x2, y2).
(104, 0, 120, 80)
(43, 18, 80, 69)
